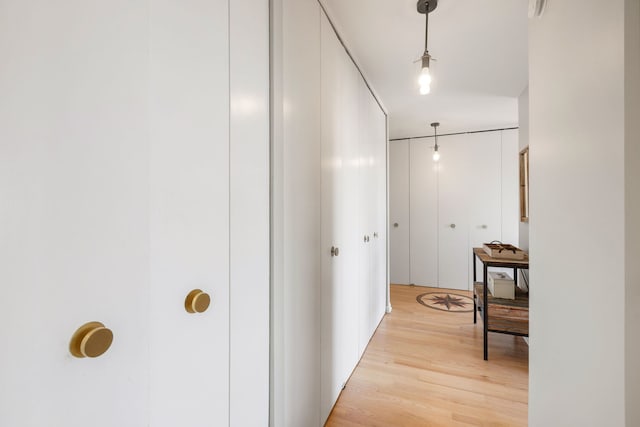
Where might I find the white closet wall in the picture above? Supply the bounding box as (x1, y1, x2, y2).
(320, 12, 388, 423)
(0, 1, 269, 426)
(390, 129, 519, 291)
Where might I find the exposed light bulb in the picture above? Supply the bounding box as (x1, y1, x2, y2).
(419, 66, 431, 95)
(432, 150, 440, 162)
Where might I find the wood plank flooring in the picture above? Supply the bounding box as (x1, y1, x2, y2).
(325, 284, 528, 427)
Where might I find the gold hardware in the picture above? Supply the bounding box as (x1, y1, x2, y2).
(331, 246, 340, 257)
(185, 289, 211, 314)
(69, 322, 114, 358)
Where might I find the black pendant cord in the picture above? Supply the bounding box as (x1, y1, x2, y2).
(424, 4, 429, 56)
(434, 124, 438, 150)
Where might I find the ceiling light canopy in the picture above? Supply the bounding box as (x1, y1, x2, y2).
(417, 0, 438, 95)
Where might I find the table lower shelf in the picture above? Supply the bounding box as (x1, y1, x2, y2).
(474, 282, 529, 336)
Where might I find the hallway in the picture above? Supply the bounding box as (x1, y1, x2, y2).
(325, 285, 528, 426)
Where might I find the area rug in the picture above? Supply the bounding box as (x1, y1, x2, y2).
(416, 292, 474, 313)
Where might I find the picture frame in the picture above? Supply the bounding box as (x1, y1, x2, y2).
(519, 146, 529, 223)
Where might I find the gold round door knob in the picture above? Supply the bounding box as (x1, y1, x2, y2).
(185, 289, 211, 314)
(69, 322, 114, 358)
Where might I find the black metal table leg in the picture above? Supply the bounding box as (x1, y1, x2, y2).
(473, 253, 477, 282)
(514, 268, 518, 286)
(473, 252, 477, 323)
(483, 263, 489, 361)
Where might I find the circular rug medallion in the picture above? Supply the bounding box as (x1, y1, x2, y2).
(416, 292, 474, 313)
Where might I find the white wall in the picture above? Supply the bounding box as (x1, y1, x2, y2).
(529, 1, 627, 425)
(625, 0, 640, 425)
(518, 87, 529, 252)
(271, 0, 322, 425)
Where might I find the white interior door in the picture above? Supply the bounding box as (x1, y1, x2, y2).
(389, 140, 411, 284)
(409, 138, 439, 287)
(0, 2, 150, 425)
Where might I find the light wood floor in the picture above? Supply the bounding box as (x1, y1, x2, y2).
(325, 284, 528, 427)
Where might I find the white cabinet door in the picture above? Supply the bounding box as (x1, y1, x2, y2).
(149, 0, 230, 425)
(389, 140, 411, 284)
(409, 138, 439, 287)
(0, 2, 150, 426)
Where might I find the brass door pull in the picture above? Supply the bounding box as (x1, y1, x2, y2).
(70, 322, 114, 358)
(185, 289, 211, 314)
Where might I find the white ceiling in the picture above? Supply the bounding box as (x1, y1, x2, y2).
(320, 0, 529, 139)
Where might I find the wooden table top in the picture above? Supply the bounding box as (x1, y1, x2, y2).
(473, 247, 529, 268)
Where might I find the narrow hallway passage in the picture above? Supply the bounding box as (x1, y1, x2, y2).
(325, 285, 528, 426)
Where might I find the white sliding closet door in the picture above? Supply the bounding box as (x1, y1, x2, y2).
(389, 140, 411, 285)
(409, 138, 439, 287)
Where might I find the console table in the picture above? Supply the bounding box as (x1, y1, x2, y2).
(472, 247, 529, 360)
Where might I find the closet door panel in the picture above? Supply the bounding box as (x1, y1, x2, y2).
(466, 132, 502, 288)
(320, 14, 359, 419)
(0, 2, 150, 426)
(437, 135, 471, 290)
(372, 100, 387, 336)
(409, 138, 439, 287)
(357, 78, 372, 357)
(149, 0, 230, 425)
(389, 140, 411, 284)
(337, 42, 362, 388)
(320, 13, 342, 418)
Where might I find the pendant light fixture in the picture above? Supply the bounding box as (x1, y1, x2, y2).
(431, 122, 440, 162)
(417, 0, 438, 95)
